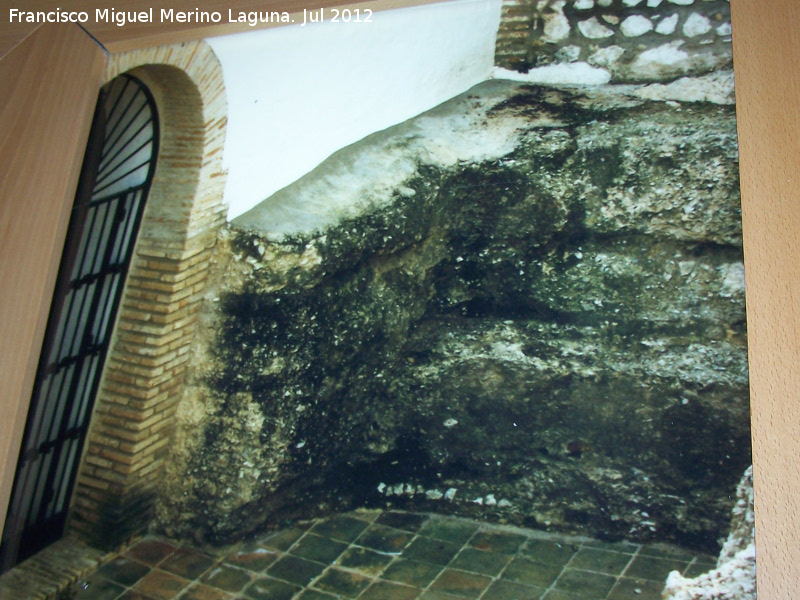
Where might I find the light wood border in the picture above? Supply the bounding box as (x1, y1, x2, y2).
(730, 0, 800, 595)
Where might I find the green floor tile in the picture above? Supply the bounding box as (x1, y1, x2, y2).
(311, 515, 371, 543)
(430, 568, 492, 598)
(181, 582, 235, 600)
(244, 576, 302, 600)
(419, 520, 479, 546)
(682, 556, 717, 578)
(357, 524, 416, 554)
(581, 540, 639, 555)
(267, 555, 326, 586)
(260, 528, 306, 551)
(540, 590, 585, 600)
(419, 590, 464, 600)
(502, 557, 563, 588)
(521, 540, 578, 567)
(468, 531, 527, 555)
(401, 537, 462, 566)
(608, 577, 666, 600)
(553, 568, 617, 597)
(568, 547, 632, 575)
(338, 546, 394, 576)
(313, 568, 372, 598)
(298, 589, 340, 600)
(382, 559, 444, 587)
(376, 512, 429, 533)
(624, 555, 689, 582)
(290, 533, 349, 564)
(450, 548, 511, 576)
(360, 581, 421, 600)
(481, 580, 545, 600)
(638, 544, 695, 561)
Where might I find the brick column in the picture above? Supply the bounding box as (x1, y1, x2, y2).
(68, 41, 228, 548)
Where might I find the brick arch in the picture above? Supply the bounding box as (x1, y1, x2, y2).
(68, 41, 228, 548)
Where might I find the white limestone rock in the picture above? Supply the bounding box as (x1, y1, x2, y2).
(578, 16, 615, 39)
(621, 15, 654, 37)
(647, 0, 663, 6)
(683, 12, 712, 37)
(555, 45, 582, 62)
(667, 0, 694, 4)
(543, 11, 571, 42)
(493, 62, 612, 85)
(716, 22, 732, 37)
(655, 13, 680, 35)
(662, 466, 756, 600)
(631, 41, 690, 79)
(574, 0, 594, 9)
(634, 70, 735, 105)
(588, 45, 625, 68)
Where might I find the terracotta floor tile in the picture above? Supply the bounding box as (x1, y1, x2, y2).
(159, 547, 217, 580)
(224, 544, 280, 572)
(201, 563, 254, 592)
(134, 569, 190, 600)
(125, 539, 177, 567)
(118, 591, 160, 600)
(70, 576, 127, 600)
(95, 555, 151, 586)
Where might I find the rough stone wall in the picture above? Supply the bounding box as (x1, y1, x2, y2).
(494, 0, 732, 83)
(156, 80, 748, 553)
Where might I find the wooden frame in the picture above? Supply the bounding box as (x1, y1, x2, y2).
(0, 0, 797, 595)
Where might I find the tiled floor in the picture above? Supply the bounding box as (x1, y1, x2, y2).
(61, 511, 717, 600)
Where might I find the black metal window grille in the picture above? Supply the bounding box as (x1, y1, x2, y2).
(0, 75, 159, 571)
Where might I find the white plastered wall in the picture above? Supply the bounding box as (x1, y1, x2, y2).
(207, 0, 502, 220)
